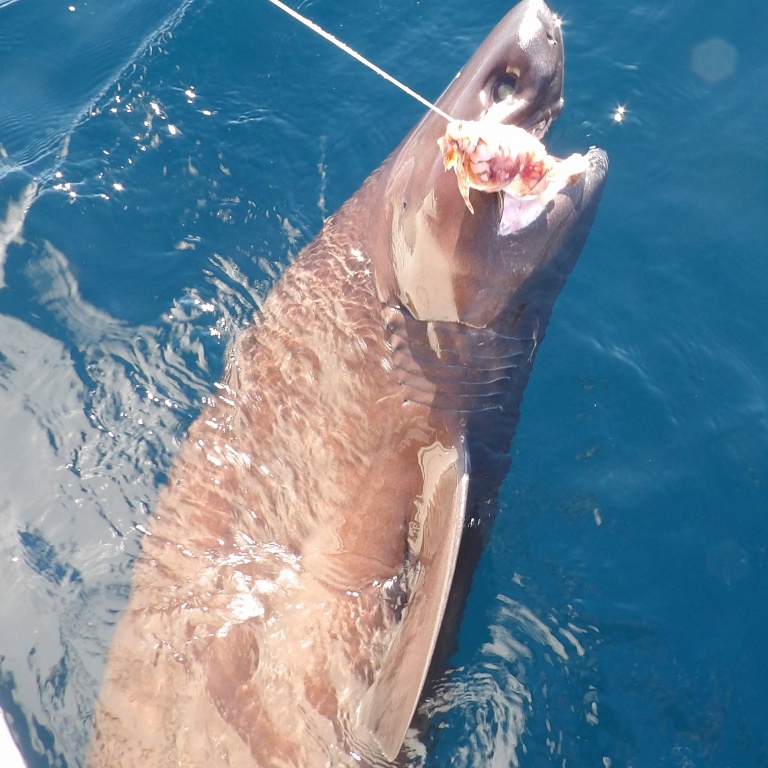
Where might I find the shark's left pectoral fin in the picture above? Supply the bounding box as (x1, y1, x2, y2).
(356, 439, 469, 761)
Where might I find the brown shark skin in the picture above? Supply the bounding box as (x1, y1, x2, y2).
(90, 196, 460, 767)
(89, 1, 607, 766)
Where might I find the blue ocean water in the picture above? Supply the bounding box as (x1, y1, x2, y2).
(0, 0, 766, 766)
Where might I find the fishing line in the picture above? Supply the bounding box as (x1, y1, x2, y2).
(263, 0, 454, 122)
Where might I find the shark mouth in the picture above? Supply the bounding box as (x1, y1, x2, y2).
(438, 120, 587, 235)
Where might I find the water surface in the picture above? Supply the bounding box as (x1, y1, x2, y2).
(1, 0, 766, 766)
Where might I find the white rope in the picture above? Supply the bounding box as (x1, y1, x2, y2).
(264, 0, 454, 122)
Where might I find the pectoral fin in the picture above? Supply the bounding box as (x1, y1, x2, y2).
(356, 439, 469, 760)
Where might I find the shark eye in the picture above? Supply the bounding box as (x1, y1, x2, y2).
(492, 73, 518, 102)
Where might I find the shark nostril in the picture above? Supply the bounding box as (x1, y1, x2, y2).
(545, 22, 559, 44)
